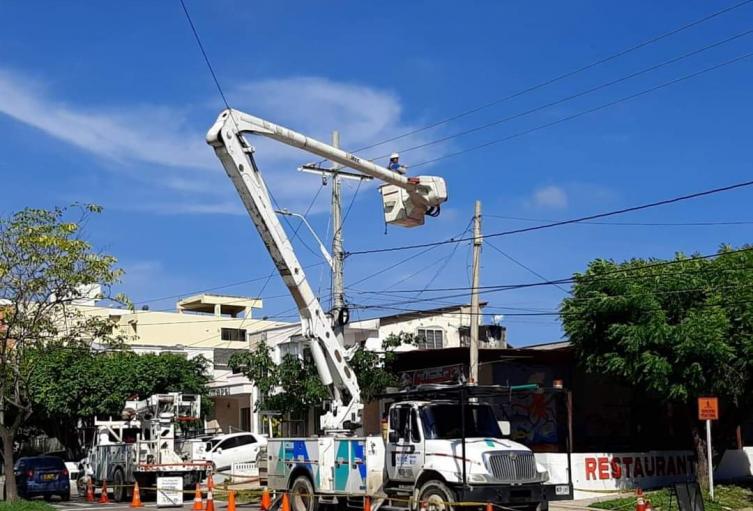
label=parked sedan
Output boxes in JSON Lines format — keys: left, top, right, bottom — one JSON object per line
{"left": 204, "top": 432, "right": 266, "bottom": 472}
{"left": 15, "top": 456, "right": 70, "bottom": 501}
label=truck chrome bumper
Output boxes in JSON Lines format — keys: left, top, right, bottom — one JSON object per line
{"left": 454, "top": 483, "right": 548, "bottom": 511}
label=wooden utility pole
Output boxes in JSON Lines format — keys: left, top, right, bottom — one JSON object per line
{"left": 470, "top": 200, "right": 482, "bottom": 384}
{"left": 331, "top": 130, "right": 345, "bottom": 344}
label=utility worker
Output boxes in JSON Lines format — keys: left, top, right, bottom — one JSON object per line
{"left": 388, "top": 152, "right": 406, "bottom": 174}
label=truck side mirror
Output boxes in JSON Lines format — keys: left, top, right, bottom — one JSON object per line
{"left": 498, "top": 421, "right": 511, "bottom": 437}
{"left": 388, "top": 431, "right": 399, "bottom": 443}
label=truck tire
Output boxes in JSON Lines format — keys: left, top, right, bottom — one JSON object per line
{"left": 290, "top": 474, "right": 317, "bottom": 511}
{"left": 112, "top": 469, "right": 128, "bottom": 502}
{"left": 417, "top": 480, "right": 455, "bottom": 511}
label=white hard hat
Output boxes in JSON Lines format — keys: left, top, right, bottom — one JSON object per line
{"left": 390, "top": 152, "right": 399, "bottom": 160}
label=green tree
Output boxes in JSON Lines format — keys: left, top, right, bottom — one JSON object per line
{"left": 30, "top": 349, "right": 211, "bottom": 457}
{"left": 229, "top": 342, "right": 328, "bottom": 419}
{"left": 349, "top": 332, "right": 418, "bottom": 402}
{"left": 0, "top": 205, "right": 124, "bottom": 499}
{"left": 230, "top": 333, "right": 417, "bottom": 421}
{"left": 561, "top": 245, "right": 753, "bottom": 486}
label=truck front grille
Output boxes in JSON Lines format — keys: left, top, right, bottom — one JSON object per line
{"left": 486, "top": 452, "right": 538, "bottom": 482}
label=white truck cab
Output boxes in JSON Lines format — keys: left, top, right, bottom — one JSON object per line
{"left": 267, "top": 385, "right": 548, "bottom": 511}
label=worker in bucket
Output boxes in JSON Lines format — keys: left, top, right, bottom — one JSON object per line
{"left": 388, "top": 152, "right": 407, "bottom": 174}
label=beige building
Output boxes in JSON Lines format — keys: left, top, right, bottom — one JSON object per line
{"left": 77, "top": 293, "right": 291, "bottom": 433}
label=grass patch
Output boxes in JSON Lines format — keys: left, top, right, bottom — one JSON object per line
{"left": 0, "top": 501, "right": 56, "bottom": 511}
{"left": 590, "top": 485, "right": 753, "bottom": 511}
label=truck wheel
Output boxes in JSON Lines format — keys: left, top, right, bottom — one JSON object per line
{"left": 418, "top": 480, "right": 455, "bottom": 511}
{"left": 112, "top": 469, "right": 128, "bottom": 502}
{"left": 290, "top": 475, "right": 317, "bottom": 511}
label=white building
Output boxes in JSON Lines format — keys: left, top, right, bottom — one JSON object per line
{"left": 76, "top": 293, "right": 291, "bottom": 433}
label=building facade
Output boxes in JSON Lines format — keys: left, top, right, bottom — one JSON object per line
{"left": 78, "top": 293, "right": 290, "bottom": 434}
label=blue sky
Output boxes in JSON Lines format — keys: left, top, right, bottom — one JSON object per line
{"left": 1, "top": 1, "right": 752, "bottom": 345}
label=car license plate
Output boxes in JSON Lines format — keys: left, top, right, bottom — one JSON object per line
{"left": 42, "top": 473, "right": 57, "bottom": 481}
{"left": 555, "top": 485, "right": 570, "bottom": 495}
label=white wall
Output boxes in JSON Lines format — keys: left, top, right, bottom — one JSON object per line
{"left": 536, "top": 451, "right": 696, "bottom": 499}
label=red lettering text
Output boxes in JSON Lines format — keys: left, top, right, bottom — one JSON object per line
{"left": 622, "top": 457, "right": 633, "bottom": 478}
{"left": 585, "top": 458, "right": 597, "bottom": 480}
{"left": 667, "top": 456, "right": 676, "bottom": 475}
{"left": 645, "top": 457, "right": 655, "bottom": 476}
{"left": 677, "top": 456, "right": 687, "bottom": 475}
{"left": 656, "top": 456, "right": 666, "bottom": 476}
{"left": 634, "top": 457, "right": 644, "bottom": 477}
{"left": 598, "top": 457, "right": 610, "bottom": 480}
{"left": 611, "top": 457, "right": 622, "bottom": 479}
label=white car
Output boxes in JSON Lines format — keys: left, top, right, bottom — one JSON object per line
{"left": 204, "top": 432, "right": 267, "bottom": 472}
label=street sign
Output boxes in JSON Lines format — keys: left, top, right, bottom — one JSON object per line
{"left": 698, "top": 397, "right": 719, "bottom": 421}
{"left": 698, "top": 397, "right": 718, "bottom": 500}
{"left": 156, "top": 477, "right": 183, "bottom": 508}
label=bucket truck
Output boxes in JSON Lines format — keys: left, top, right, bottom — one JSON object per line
{"left": 83, "top": 393, "right": 209, "bottom": 501}
{"left": 206, "top": 109, "right": 547, "bottom": 511}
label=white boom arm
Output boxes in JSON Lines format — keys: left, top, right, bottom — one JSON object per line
{"left": 206, "top": 109, "right": 447, "bottom": 430}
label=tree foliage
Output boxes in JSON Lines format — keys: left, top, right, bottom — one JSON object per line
{"left": 30, "top": 349, "right": 211, "bottom": 456}
{"left": 349, "top": 332, "right": 418, "bottom": 402}
{"left": 0, "top": 205, "right": 124, "bottom": 499}
{"left": 562, "top": 245, "right": 753, "bottom": 403}
{"left": 229, "top": 342, "right": 328, "bottom": 417}
{"left": 229, "top": 332, "right": 418, "bottom": 416}
{"left": 561, "top": 245, "right": 753, "bottom": 484}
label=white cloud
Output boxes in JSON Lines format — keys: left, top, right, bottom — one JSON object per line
{"left": 0, "top": 69, "right": 214, "bottom": 171}
{"left": 532, "top": 185, "right": 568, "bottom": 209}
{"left": 0, "top": 70, "right": 449, "bottom": 215}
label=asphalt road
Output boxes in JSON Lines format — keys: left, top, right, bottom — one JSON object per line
{"left": 52, "top": 497, "right": 258, "bottom": 511}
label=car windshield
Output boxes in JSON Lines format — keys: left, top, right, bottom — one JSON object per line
{"left": 420, "top": 403, "right": 502, "bottom": 439}
{"left": 18, "top": 457, "right": 65, "bottom": 470}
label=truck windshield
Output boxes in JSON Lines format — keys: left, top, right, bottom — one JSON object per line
{"left": 420, "top": 403, "right": 502, "bottom": 439}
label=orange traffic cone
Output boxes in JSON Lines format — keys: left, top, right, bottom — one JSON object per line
{"left": 130, "top": 481, "right": 144, "bottom": 508}
{"left": 227, "top": 490, "right": 236, "bottom": 511}
{"left": 207, "top": 474, "right": 215, "bottom": 491}
{"left": 206, "top": 490, "right": 215, "bottom": 511}
{"left": 260, "top": 488, "right": 271, "bottom": 511}
{"left": 635, "top": 489, "right": 646, "bottom": 511}
{"left": 364, "top": 495, "right": 371, "bottom": 511}
{"left": 193, "top": 483, "right": 205, "bottom": 511}
{"left": 486, "top": 503, "right": 494, "bottom": 511}
{"left": 86, "top": 478, "right": 95, "bottom": 502}
{"left": 281, "top": 492, "right": 290, "bottom": 511}
{"left": 98, "top": 480, "right": 111, "bottom": 504}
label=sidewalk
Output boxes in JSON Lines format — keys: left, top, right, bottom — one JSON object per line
{"left": 551, "top": 493, "right": 634, "bottom": 511}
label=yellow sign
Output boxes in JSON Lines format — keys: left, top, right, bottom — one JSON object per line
{"left": 698, "top": 397, "right": 719, "bottom": 421}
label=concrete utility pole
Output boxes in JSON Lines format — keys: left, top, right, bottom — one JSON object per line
{"left": 470, "top": 200, "right": 482, "bottom": 384}
{"left": 330, "top": 130, "right": 345, "bottom": 343}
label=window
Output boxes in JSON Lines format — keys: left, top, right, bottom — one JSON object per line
{"left": 218, "top": 437, "right": 240, "bottom": 450}
{"left": 221, "top": 328, "right": 247, "bottom": 342}
{"left": 235, "top": 434, "right": 256, "bottom": 447}
{"left": 420, "top": 403, "right": 502, "bottom": 439}
{"left": 389, "top": 405, "right": 411, "bottom": 442}
{"left": 410, "top": 409, "right": 421, "bottom": 443}
{"left": 416, "top": 328, "right": 444, "bottom": 349}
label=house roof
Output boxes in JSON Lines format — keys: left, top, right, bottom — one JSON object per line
{"left": 373, "top": 302, "right": 488, "bottom": 325}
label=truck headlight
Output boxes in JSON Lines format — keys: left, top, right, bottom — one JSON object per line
{"left": 469, "top": 473, "right": 495, "bottom": 483}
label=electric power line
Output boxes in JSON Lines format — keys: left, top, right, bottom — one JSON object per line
{"left": 485, "top": 240, "right": 570, "bottom": 294}
{"left": 486, "top": 214, "right": 753, "bottom": 227}
{"left": 411, "top": 50, "right": 753, "bottom": 168}
{"left": 372, "top": 27, "right": 753, "bottom": 161}
{"left": 348, "top": 178, "right": 753, "bottom": 256}
{"left": 350, "top": 246, "right": 753, "bottom": 295}
{"left": 319, "top": 0, "right": 753, "bottom": 159}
